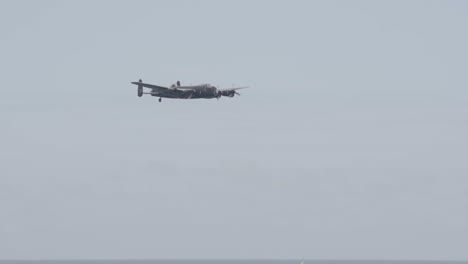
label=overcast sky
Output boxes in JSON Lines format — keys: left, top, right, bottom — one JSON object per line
{"left": 1, "top": 0, "right": 468, "bottom": 261}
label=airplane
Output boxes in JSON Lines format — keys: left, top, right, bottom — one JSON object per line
{"left": 131, "top": 79, "right": 248, "bottom": 102}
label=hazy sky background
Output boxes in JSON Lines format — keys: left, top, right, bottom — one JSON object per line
{"left": 1, "top": 0, "right": 468, "bottom": 260}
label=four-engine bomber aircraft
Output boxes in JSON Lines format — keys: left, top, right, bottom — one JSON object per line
{"left": 131, "top": 79, "right": 248, "bottom": 102}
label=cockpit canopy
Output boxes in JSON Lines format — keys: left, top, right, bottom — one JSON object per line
{"left": 203, "top": 84, "right": 216, "bottom": 88}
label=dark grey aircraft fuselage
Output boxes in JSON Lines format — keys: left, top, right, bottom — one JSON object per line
{"left": 153, "top": 85, "right": 219, "bottom": 99}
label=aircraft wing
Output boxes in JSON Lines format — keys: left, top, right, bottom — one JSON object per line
{"left": 131, "top": 81, "right": 169, "bottom": 91}
{"left": 218, "top": 86, "right": 249, "bottom": 92}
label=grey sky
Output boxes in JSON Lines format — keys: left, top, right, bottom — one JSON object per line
{"left": 1, "top": 0, "right": 468, "bottom": 260}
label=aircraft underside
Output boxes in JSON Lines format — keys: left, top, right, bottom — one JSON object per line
{"left": 151, "top": 93, "right": 217, "bottom": 99}
{"left": 149, "top": 88, "right": 219, "bottom": 99}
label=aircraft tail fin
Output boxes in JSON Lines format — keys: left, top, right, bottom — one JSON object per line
{"left": 137, "top": 79, "right": 143, "bottom": 97}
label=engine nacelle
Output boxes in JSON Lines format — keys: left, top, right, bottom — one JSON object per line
{"left": 218, "top": 90, "right": 236, "bottom": 97}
